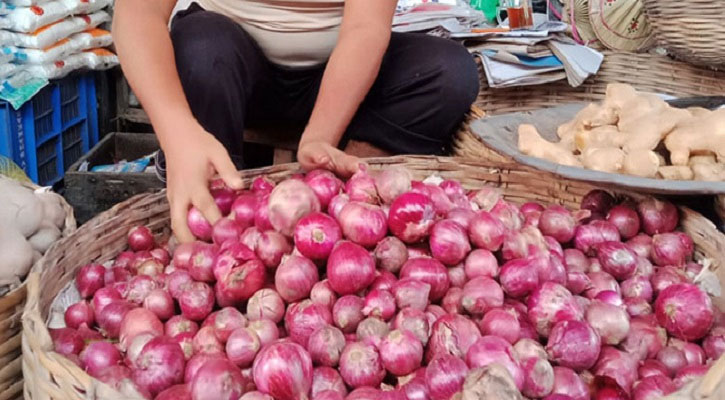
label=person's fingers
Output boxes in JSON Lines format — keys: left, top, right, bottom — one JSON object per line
{"left": 169, "top": 195, "right": 194, "bottom": 243}
{"left": 192, "top": 189, "right": 222, "bottom": 226}
{"left": 330, "top": 151, "right": 362, "bottom": 178}
{"left": 211, "top": 151, "right": 244, "bottom": 190}
{"left": 299, "top": 145, "right": 331, "bottom": 171}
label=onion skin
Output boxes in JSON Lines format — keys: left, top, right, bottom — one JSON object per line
{"left": 143, "top": 289, "right": 175, "bottom": 321}
{"left": 632, "top": 375, "right": 676, "bottom": 400}
{"left": 247, "top": 289, "right": 285, "bottom": 323}
{"left": 520, "top": 356, "right": 555, "bottom": 398}
{"left": 256, "top": 231, "right": 292, "bottom": 268}
{"left": 356, "top": 317, "right": 389, "bottom": 348}
{"left": 308, "top": 326, "right": 345, "bottom": 367}
{"left": 500, "top": 258, "right": 540, "bottom": 298}
{"left": 651, "top": 232, "right": 693, "bottom": 267}
{"left": 639, "top": 359, "right": 670, "bottom": 379}
{"left": 425, "top": 354, "right": 468, "bottom": 400}
{"left": 119, "top": 307, "right": 164, "bottom": 351}
{"left": 586, "top": 300, "right": 630, "bottom": 345}
{"left": 637, "top": 198, "right": 678, "bottom": 236}
{"left": 464, "top": 249, "right": 499, "bottom": 280}
{"left": 539, "top": 205, "right": 577, "bottom": 243}
{"left": 293, "top": 212, "right": 342, "bottom": 262}
{"left": 479, "top": 308, "right": 520, "bottom": 344}
{"left": 327, "top": 241, "right": 376, "bottom": 296}
{"left": 156, "top": 384, "right": 192, "bottom": 400}
{"left": 584, "top": 271, "right": 620, "bottom": 300}
{"left": 65, "top": 301, "right": 95, "bottom": 330}
{"left": 202, "top": 307, "right": 248, "bottom": 344}
{"left": 703, "top": 326, "right": 725, "bottom": 361}
{"left": 461, "top": 277, "right": 504, "bottom": 316}
{"left": 621, "top": 316, "right": 668, "bottom": 361}
{"left": 465, "top": 335, "right": 524, "bottom": 390}
{"left": 128, "top": 226, "right": 155, "bottom": 252}
{"left": 527, "top": 283, "right": 585, "bottom": 338}
{"left": 656, "top": 346, "right": 687, "bottom": 378}
{"left": 550, "top": 366, "right": 588, "bottom": 400}
{"left": 97, "top": 300, "right": 135, "bottom": 339}
{"left": 268, "top": 179, "right": 320, "bottom": 237}
{"left": 275, "top": 255, "right": 319, "bottom": 303}
{"left": 448, "top": 265, "right": 466, "bottom": 289}
{"left": 310, "top": 280, "right": 337, "bottom": 310}
{"left": 669, "top": 338, "right": 706, "bottom": 366}
{"left": 231, "top": 192, "right": 257, "bottom": 231}
{"left": 442, "top": 287, "right": 464, "bottom": 314}
{"left": 333, "top": 295, "right": 365, "bottom": 334}
{"left": 374, "top": 236, "right": 408, "bottom": 274}
{"left": 339, "top": 342, "right": 386, "bottom": 388}
{"left": 191, "top": 358, "right": 248, "bottom": 400}
{"left": 399, "top": 257, "right": 450, "bottom": 301}
{"left": 673, "top": 365, "right": 708, "bottom": 389}
{"left": 621, "top": 275, "right": 653, "bottom": 303}
{"left": 655, "top": 283, "right": 714, "bottom": 341}
{"left": 178, "top": 282, "right": 215, "bottom": 322}
{"left": 593, "top": 346, "right": 639, "bottom": 394}
{"left": 252, "top": 341, "right": 313, "bottom": 400}
{"left": 427, "top": 314, "right": 481, "bottom": 361}
{"left": 546, "top": 320, "right": 601, "bottom": 371}
{"left": 305, "top": 169, "right": 343, "bottom": 210}
{"left": 285, "top": 300, "right": 333, "bottom": 347}
{"left": 362, "top": 289, "right": 396, "bottom": 321}
{"left": 393, "top": 308, "right": 430, "bottom": 346}
{"left": 131, "top": 336, "right": 186, "bottom": 397}
{"left": 80, "top": 341, "right": 122, "bottom": 377}
{"left": 225, "top": 328, "right": 260, "bottom": 368}
{"left": 627, "top": 234, "right": 653, "bottom": 259}
{"left": 339, "top": 202, "right": 388, "bottom": 247}
{"left": 597, "top": 241, "right": 637, "bottom": 280}
{"left": 393, "top": 278, "right": 431, "bottom": 312}
{"left": 651, "top": 266, "right": 687, "bottom": 295}
{"left": 211, "top": 218, "right": 242, "bottom": 246}
{"left": 77, "top": 263, "right": 106, "bottom": 299}
{"left": 563, "top": 249, "right": 590, "bottom": 273}
{"left": 375, "top": 167, "right": 412, "bottom": 204}
{"left": 388, "top": 192, "right": 436, "bottom": 244}
{"left": 468, "top": 211, "right": 505, "bottom": 252}
{"left": 247, "top": 319, "right": 279, "bottom": 348}
{"left": 606, "top": 205, "right": 641, "bottom": 240}
{"left": 430, "top": 220, "right": 471, "bottom": 266}
{"left": 50, "top": 328, "right": 84, "bottom": 356}
{"left": 311, "top": 366, "right": 347, "bottom": 398}
{"left": 574, "top": 221, "right": 621, "bottom": 255}
{"left": 380, "top": 330, "right": 424, "bottom": 376}
{"left": 513, "top": 338, "right": 547, "bottom": 361}
{"left": 581, "top": 190, "right": 615, "bottom": 215}
{"left": 187, "top": 207, "right": 213, "bottom": 241}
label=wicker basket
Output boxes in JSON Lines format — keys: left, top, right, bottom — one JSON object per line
{"left": 21, "top": 156, "right": 725, "bottom": 399}
{"left": 642, "top": 0, "right": 725, "bottom": 69}
{"left": 0, "top": 178, "right": 76, "bottom": 400}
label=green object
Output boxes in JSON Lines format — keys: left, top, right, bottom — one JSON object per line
{"left": 470, "top": 0, "right": 499, "bottom": 22}
{"left": 0, "top": 156, "right": 30, "bottom": 183}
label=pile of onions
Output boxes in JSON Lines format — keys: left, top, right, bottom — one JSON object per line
{"left": 56, "top": 173, "right": 722, "bottom": 400}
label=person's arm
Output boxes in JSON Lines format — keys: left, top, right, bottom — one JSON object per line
{"left": 297, "top": 0, "right": 398, "bottom": 176}
{"left": 113, "top": 0, "right": 243, "bottom": 242}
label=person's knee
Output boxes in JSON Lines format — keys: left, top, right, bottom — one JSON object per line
{"left": 433, "top": 42, "right": 480, "bottom": 115}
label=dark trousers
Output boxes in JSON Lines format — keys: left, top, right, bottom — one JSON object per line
{"left": 169, "top": 3, "right": 479, "bottom": 168}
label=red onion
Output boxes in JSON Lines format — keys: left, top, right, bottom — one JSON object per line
{"left": 669, "top": 339, "right": 706, "bottom": 367}
{"left": 293, "top": 212, "right": 341, "bottom": 262}
{"left": 339, "top": 342, "right": 385, "bottom": 388}
{"left": 187, "top": 242, "right": 216, "bottom": 282}
{"left": 551, "top": 366, "right": 589, "bottom": 400}
{"left": 165, "top": 315, "right": 199, "bottom": 338}
{"left": 77, "top": 263, "right": 106, "bottom": 298}
{"left": 172, "top": 243, "right": 195, "bottom": 270}
{"left": 398, "top": 368, "right": 429, "bottom": 400}
{"left": 187, "top": 207, "right": 213, "bottom": 241}
{"left": 285, "top": 300, "right": 333, "bottom": 346}
{"left": 463, "top": 249, "right": 498, "bottom": 280}
{"left": 311, "top": 366, "right": 347, "bottom": 398}
{"left": 465, "top": 336, "right": 524, "bottom": 390}
{"left": 230, "top": 192, "right": 257, "bottom": 230}
{"left": 142, "top": 289, "right": 174, "bottom": 321}
{"left": 606, "top": 205, "right": 640, "bottom": 240}
{"left": 388, "top": 192, "right": 435, "bottom": 243}
{"left": 585, "top": 300, "right": 630, "bottom": 345}
{"left": 225, "top": 328, "right": 260, "bottom": 368}
{"left": 521, "top": 356, "right": 555, "bottom": 398}
{"left": 468, "top": 211, "right": 505, "bottom": 252}
{"left": 274, "top": 255, "right": 319, "bottom": 303}
{"left": 429, "top": 220, "right": 471, "bottom": 266}
{"left": 151, "top": 248, "right": 170, "bottom": 267}
{"left": 490, "top": 200, "right": 525, "bottom": 231}
{"left": 521, "top": 202, "right": 545, "bottom": 219}
{"left": 346, "top": 387, "right": 383, "bottom": 400}
{"left": 589, "top": 258, "right": 602, "bottom": 272}
{"left": 356, "top": 317, "right": 389, "bottom": 348}
{"left": 655, "top": 283, "right": 714, "bottom": 341}
{"left": 240, "top": 226, "right": 262, "bottom": 252}
{"left": 546, "top": 320, "right": 601, "bottom": 371}
{"left": 328, "top": 194, "right": 350, "bottom": 222}
{"left": 184, "top": 352, "right": 224, "bottom": 383}
{"left": 375, "top": 167, "right": 412, "bottom": 204}
{"left": 369, "top": 270, "right": 397, "bottom": 293}
{"left": 308, "top": 280, "right": 336, "bottom": 310}
{"left": 632, "top": 375, "right": 676, "bottom": 400}
{"left": 105, "top": 266, "right": 132, "bottom": 286}
{"left": 97, "top": 300, "right": 135, "bottom": 338}
{"left": 581, "top": 190, "right": 615, "bottom": 215}
{"left": 593, "top": 346, "right": 639, "bottom": 393}
{"left": 192, "top": 326, "right": 224, "bottom": 355}
{"left": 80, "top": 341, "right": 121, "bottom": 377}
{"left": 338, "top": 202, "right": 387, "bottom": 248}
{"left": 156, "top": 384, "right": 192, "bottom": 400}
{"left": 172, "top": 332, "right": 195, "bottom": 360}
{"left": 211, "top": 218, "right": 242, "bottom": 246}
{"left": 537, "top": 254, "right": 568, "bottom": 285}
{"left": 703, "top": 326, "right": 725, "bottom": 361}
{"left": 50, "top": 328, "right": 84, "bottom": 356}
{"left": 399, "top": 257, "right": 450, "bottom": 301}
{"left": 511, "top": 339, "right": 545, "bottom": 362}
{"left": 621, "top": 316, "right": 668, "bottom": 360}
{"left": 652, "top": 266, "right": 687, "bottom": 295}
{"left": 176, "top": 281, "right": 214, "bottom": 322}
{"left": 596, "top": 241, "right": 638, "bottom": 280}
{"left": 65, "top": 301, "right": 94, "bottom": 329}
{"left": 442, "top": 287, "right": 464, "bottom": 314}
{"left": 621, "top": 275, "right": 653, "bottom": 303}
{"left": 333, "top": 295, "right": 365, "bottom": 334}
{"left": 656, "top": 346, "right": 687, "bottom": 377}
{"left": 673, "top": 364, "right": 708, "bottom": 389}
{"left": 380, "top": 329, "right": 424, "bottom": 376}
{"left": 119, "top": 307, "right": 163, "bottom": 351}
{"left": 651, "top": 232, "right": 693, "bottom": 267}
{"left": 305, "top": 169, "right": 343, "bottom": 209}
{"left": 126, "top": 275, "right": 158, "bottom": 304}
{"left": 468, "top": 186, "right": 501, "bottom": 211}
{"left": 584, "top": 271, "right": 620, "bottom": 300}
{"left": 393, "top": 308, "right": 430, "bottom": 346}
{"left": 252, "top": 176, "right": 275, "bottom": 195}
{"left": 545, "top": 237, "right": 565, "bottom": 259}
{"left": 426, "top": 314, "right": 481, "bottom": 362}
{"left": 361, "top": 289, "right": 395, "bottom": 321}
{"left": 500, "top": 258, "right": 540, "bottom": 298}
{"left": 131, "top": 336, "right": 186, "bottom": 397}
{"left": 566, "top": 271, "right": 591, "bottom": 295}
{"left": 217, "top": 259, "right": 265, "bottom": 304}
{"left": 637, "top": 198, "right": 678, "bottom": 236}
{"left": 373, "top": 237, "right": 408, "bottom": 275}
{"left": 268, "top": 179, "right": 320, "bottom": 236}
{"left": 527, "top": 283, "right": 584, "bottom": 337}
{"left": 247, "top": 319, "right": 279, "bottom": 347}
{"left": 447, "top": 208, "right": 476, "bottom": 231}
{"left": 574, "top": 221, "right": 621, "bottom": 255}
{"left": 166, "top": 269, "right": 193, "bottom": 299}
{"left": 501, "top": 225, "right": 548, "bottom": 261}
{"left": 247, "top": 289, "right": 285, "bottom": 323}
{"left": 462, "top": 276, "right": 504, "bottom": 315}
{"left": 191, "top": 358, "right": 248, "bottom": 400}
{"left": 595, "top": 290, "right": 623, "bottom": 307}
{"left": 392, "top": 278, "right": 431, "bottom": 311}
{"left": 202, "top": 307, "right": 247, "bottom": 343}
{"left": 639, "top": 359, "right": 670, "bottom": 379}
{"left": 627, "top": 234, "right": 653, "bottom": 259}
{"left": 256, "top": 230, "right": 292, "bottom": 268}
{"left": 128, "top": 226, "right": 155, "bottom": 251}
{"left": 414, "top": 183, "right": 455, "bottom": 217}
{"left": 327, "top": 241, "right": 376, "bottom": 295}
{"left": 308, "top": 326, "right": 345, "bottom": 367}
{"left": 539, "top": 205, "right": 577, "bottom": 243}
{"left": 479, "top": 308, "right": 520, "bottom": 344}
{"left": 425, "top": 354, "right": 468, "bottom": 400}
{"left": 345, "top": 166, "right": 379, "bottom": 204}
{"left": 407, "top": 245, "right": 431, "bottom": 259}
{"left": 114, "top": 251, "right": 137, "bottom": 269}
{"left": 564, "top": 249, "right": 590, "bottom": 273}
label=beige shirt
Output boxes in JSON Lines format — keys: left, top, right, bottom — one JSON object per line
{"left": 197, "top": 0, "right": 345, "bottom": 67}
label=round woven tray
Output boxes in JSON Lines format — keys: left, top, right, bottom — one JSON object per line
{"left": 0, "top": 178, "right": 76, "bottom": 400}
{"left": 642, "top": 0, "right": 725, "bottom": 69}
{"left": 21, "top": 156, "right": 725, "bottom": 399}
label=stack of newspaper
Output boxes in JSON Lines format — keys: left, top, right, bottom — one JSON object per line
{"left": 393, "top": 1, "right": 488, "bottom": 33}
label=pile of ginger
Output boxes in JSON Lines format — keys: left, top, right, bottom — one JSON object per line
{"left": 517, "top": 83, "right": 725, "bottom": 181}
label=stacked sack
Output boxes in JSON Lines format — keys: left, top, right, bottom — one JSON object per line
{"left": 0, "top": 0, "right": 117, "bottom": 94}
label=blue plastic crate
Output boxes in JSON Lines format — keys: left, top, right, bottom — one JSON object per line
{"left": 0, "top": 73, "right": 98, "bottom": 186}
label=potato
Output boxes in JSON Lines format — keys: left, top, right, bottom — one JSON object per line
{"left": 0, "top": 178, "right": 43, "bottom": 237}
{"left": 35, "top": 191, "right": 66, "bottom": 229}
{"left": 28, "top": 223, "right": 61, "bottom": 254}
{"left": 0, "top": 228, "right": 34, "bottom": 286}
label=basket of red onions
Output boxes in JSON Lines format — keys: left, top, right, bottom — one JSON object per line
{"left": 21, "top": 155, "right": 725, "bottom": 400}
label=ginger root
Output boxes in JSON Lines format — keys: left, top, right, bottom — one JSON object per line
{"left": 582, "top": 147, "right": 625, "bottom": 173}
{"left": 665, "top": 108, "right": 725, "bottom": 166}
{"left": 518, "top": 124, "right": 582, "bottom": 167}
{"left": 692, "top": 163, "right": 725, "bottom": 181}
{"left": 575, "top": 125, "right": 627, "bottom": 152}
{"left": 623, "top": 150, "right": 660, "bottom": 178}
{"left": 658, "top": 166, "right": 694, "bottom": 180}
{"left": 557, "top": 103, "right": 618, "bottom": 151}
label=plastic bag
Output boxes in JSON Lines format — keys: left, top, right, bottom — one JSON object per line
{"left": 0, "top": 11, "right": 110, "bottom": 48}
{"left": 0, "top": 2, "right": 18, "bottom": 16}
{"left": 0, "top": 63, "right": 21, "bottom": 79}
{"left": 0, "top": 0, "right": 111, "bottom": 33}
{"left": 0, "top": 70, "right": 49, "bottom": 109}
{"left": 6, "top": 28, "right": 112, "bottom": 64}
{"left": 25, "top": 48, "right": 118, "bottom": 80}
{"left": 0, "top": 156, "right": 31, "bottom": 183}
{"left": 5, "top": 0, "right": 54, "bottom": 6}
{"left": 79, "top": 48, "right": 118, "bottom": 70}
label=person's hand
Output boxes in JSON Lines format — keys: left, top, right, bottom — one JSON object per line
{"left": 164, "top": 126, "right": 243, "bottom": 243}
{"left": 297, "top": 140, "right": 363, "bottom": 178}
